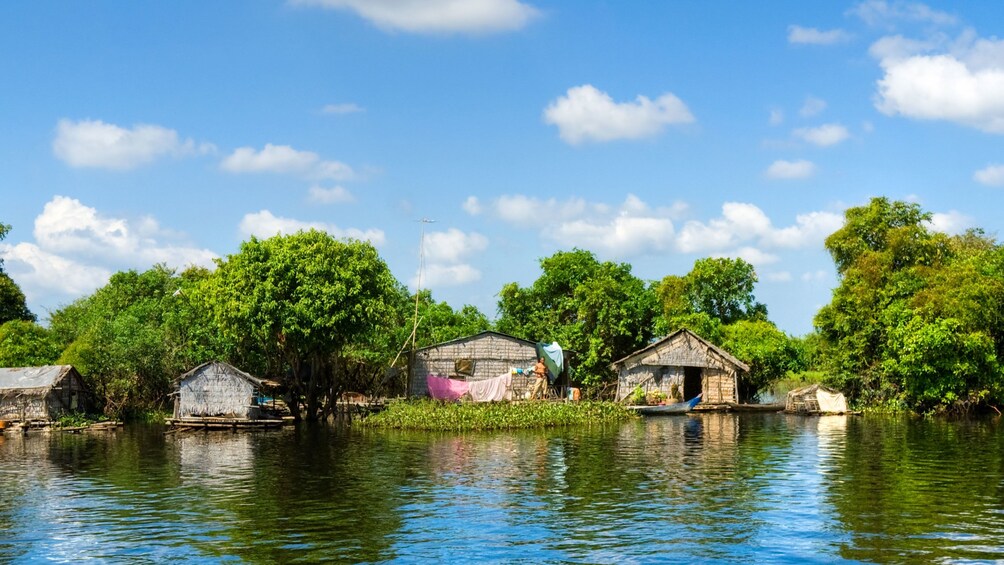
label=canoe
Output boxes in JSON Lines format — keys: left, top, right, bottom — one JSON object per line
{"left": 727, "top": 402, "right": 784, "bottom": 413}
{"left": 629, "top": 394, "right": 702, "bottom": 415}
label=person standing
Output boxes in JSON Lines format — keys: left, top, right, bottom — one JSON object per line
{"left": 531, "top": 357, "right": 548, "bottom": 400}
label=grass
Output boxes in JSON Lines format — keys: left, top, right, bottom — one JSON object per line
{"left": 359, "top": 398, "right": 637, "bottom": 431}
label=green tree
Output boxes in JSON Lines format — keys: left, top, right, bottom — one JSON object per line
{"left": 0, "top": 320, "right": 60, "bottom": 366}
{"left": 721, "top": 319, "right": 802, "bottom": 402}
{"left": 496, "top": 249, "right": 657, "bottom": 389}
{"left": 684, "top": 257, "right": 767, "bottom": 324}
{"left": 206, "top": 231, "right": 400, "bottom": 421}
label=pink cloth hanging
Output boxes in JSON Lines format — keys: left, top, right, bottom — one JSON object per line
{"left": 426, "top": 375, "right": 470, "bottom": 401}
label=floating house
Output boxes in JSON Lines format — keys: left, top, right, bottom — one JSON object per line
{"left": 785, "top": 384, "right": 849, "bottom": 414}
{"left": 409, "top": 331, "right": 560, "bottom": 399}
{"left": 172, "top": 361, "right": 278, "bottom": 422}
{"left": 0, "top": 365, "right": 90, "bottom": 422}
{"left": 611, "top": 329, "right": 748, "bottom": 406}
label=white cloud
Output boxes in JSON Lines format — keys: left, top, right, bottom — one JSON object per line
{"left": 221, "top": 143, "right": 354, "bottom": 180}
{"left": 291, "top": 0, "right": 539, "bottom": 34}
{"left": 307, "top": 185, "right": 355, "bottom": 204}
{"left": 801, "top": 270, "right": 829, "bottom": 282}
{"left": 419, "top": 263, "right": 482, "bottom": 287}
{"left": 53, "top": 119, "right": 210, "bottom": 170}
{"left": 322, "top": 102, "right": 364, "bottom": 114}
{"left": 677, "top": 203, "right": 842, "bottom": 254}
{"left": 793, "top": 123, "right": 851, "bottom": 146}
{"left": 462, "top": 196, "right": 483, "bottom": 215}
{"left": 762, "top": 211, "right": 845, "bottom": 248}
{"left": 423, "top": 229, "right": 488, "bottom": 264}
{"left": 0, "top": 242, "right": 111, "bottom": 300}
{"left": 974, "top": 164, "right": 1004, "bottom": 186}
{"left": 800, "top": 96, "right": 827, "bottom": 117}
{"left": 788, "top": 25, "right": 851, "bottom": 45}
{"left": 715, "top": 247, "right": 780, "bottom": 266}
{"left": 543, "top": 84, "right": 695, "bottom": 145}
{"left": 872, "top": 32, "right": 1004, "bottom": 133}
{"left": 764, "top": 271, "right": 794, "bottom": 282}
{"left": 769, "top": 108, "right": 785, "bottom": 126}
{"left": 926, "top": 210, "right": 974, "bottom": 235}
{"left": 849, "top": 0, "right": 957, "bottom": 27}
{"left": 238, "top": 210, "right": 385, "bottom": 245}
{"left": 766, "top": 159, "right": 816, "bottom": 179}
{"left": 1, "top": 196, "right": 219, "bottom": 310}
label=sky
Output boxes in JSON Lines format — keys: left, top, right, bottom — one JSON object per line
{"left": 2, "top": 0, "right": 1003, "bottom": 336}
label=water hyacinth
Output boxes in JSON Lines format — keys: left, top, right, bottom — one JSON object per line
{"left": 359, "top": 399, "right": 636, "bottom": 431}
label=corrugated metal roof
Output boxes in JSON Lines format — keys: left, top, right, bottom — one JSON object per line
{"left": 0, "top": 365, "right": 73, "bottom": 390}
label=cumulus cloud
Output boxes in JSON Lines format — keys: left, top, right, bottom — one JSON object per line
{"left": 307, "top": 185, "right": 355, "bottom": 204}
{"left": 769, "top": 108, "right": 785, "bottom": 126}
{"left": 871, "top": 30, "right": 1004, "bottom": 133}
{"left": 800, "top": 96, "right": 827, "bottom": 117}
{"left": 764, "top": 271, "right": 794, "bottom": 282}
{"left": 419, "top": 263, "right": 483, "bottom": 287}
{"left": 410, "top": 228, "right": 488, "bottom": 289}
{"left": 543, "top": 84, "right": 695, "bottom": 144}
{"left": 290, "top": 0, "right": 539, "bottom": 34}
{"left": 221, "top": 144, "right": 354, "bottom": 180}
{"left": 53, "top": 119, "right": 211, "bottom": 170}
{"left": 848, "top": 0, "right": 957, "bottom": 27}
{"left": 322, "top": 102, "right": 364, "bottom": 114}
{"left": 788, "top": 25, "right": 851, "bottom": 45}
{"left": 766, "top": 159, "right": 816, "bottom": 179}
{"left": 793, "top": 123, "right": 851, "bottom": 146}
{"left": 677, "top": 203, "right": 843, "bottom": 254}
{"left": 926, "top": 210, "right": 974, "bottom": 235}
{"left": 0, "top": 196, "right": 218, "bottom": 310}
{"left": 716, "top": 247, "right": 780, "bottom": 266}
{"left": 462, "top": 196, "right": 483, "bottom": 215}
{"left": 239, "top": 210, "right": 385, "bottom": 244}
{"left": 974, "top": 164, "right": 1004, "bottom": 186}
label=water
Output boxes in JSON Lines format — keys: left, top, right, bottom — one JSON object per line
{"left": 1, "top": 414, "right": 1003, "bottom": 563}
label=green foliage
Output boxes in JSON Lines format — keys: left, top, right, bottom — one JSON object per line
{"left": 0, "top": 274, "right": 34, "bottom": 324}
{"left": 627, "top": 385, "right": 645, "bottom": 406}
{"left": 360, "top": 398, "right": 636, "bottom": 431}
{"left": 0, "top": 320, "right": 60, "bottom": 366}
{"left": 683, "top": 257, "right": 767, "bottom": 324}
{"left": 50, "top": 265, "right": 215, "bottom": 417}
{"left": 496, "top": 249, "right": 657, "bottom": 388}
{"left": 815, "top": 197, "right": 1004, "bottom": 412}
{"left": 721, "top": 319, "right": 802, "bottom": 402}
{"left": 207, "top": 231, "right": 401, "bottom": 420}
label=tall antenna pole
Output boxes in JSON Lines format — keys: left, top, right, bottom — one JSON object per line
{"left": 411, "top": 218, "right": 435, "bottom": 352}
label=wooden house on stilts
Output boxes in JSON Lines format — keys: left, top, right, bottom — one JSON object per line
{"left": 170, "top": 361, "right": 282, "bottom": 428}
{"left": 0, "top": 365, "right": 90, "bottom": 423}
{"left": 611, "top": 329, "right": 748, "bottom": 407}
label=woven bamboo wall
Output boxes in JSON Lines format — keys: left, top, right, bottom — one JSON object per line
{"left": 178, "top": 365, "right": 255, "bottom": 418}
{"left": 615, "top": 366, "right": 685, "bottom": 401}
{"left": 410, "top": 333, "right": 538, "bottom": 397}
{"left": 615, "top": 332, "right": 740, "bottom": 403}
{"left": 0, "top": 393, "right": 47, "bottom": 420}
{"left": 0, "top": 370, "right": 87, "bottom": 421}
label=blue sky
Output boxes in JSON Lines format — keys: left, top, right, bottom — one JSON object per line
{"left": 2, "top": 0, "right": 1003, "bottom": 336}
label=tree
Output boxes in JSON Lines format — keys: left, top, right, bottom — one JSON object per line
{"left": 496, "top": 249, "right": 657, "bottom": 389}
{"left": 0, "top": 320, "right": 60, "bottom": 367}
{"left": 683, "top": 257, "right": 766, "bottom": 324}
{"left": 206, "top": 231, "right": 400, "bottom": 421}
{"left": 721, "top": 320, "right": 802, "bottom": 402}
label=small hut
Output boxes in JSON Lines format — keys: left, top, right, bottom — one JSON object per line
{"left": 0, "top": 365, "right": 89, "bottom": 422}
{"left": 173, "top": 362, "right": 277, "bottom": 421}
{"left": 410, "top": 331, "right": 555, "bottom": 398}
{"left": 611, "top": 329, "right": 748, "bottom": 406}
{"left": 785, "top": 384, "right": 848, "bottom": 414}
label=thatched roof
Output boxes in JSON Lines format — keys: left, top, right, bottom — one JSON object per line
{"left": 610, "top": 328, "right": 750, "bottom": 372}
{"left": 176, "top": 361, "right": 279, "bottom": 388}
{"left": 0, "top": 365, "right": 79, "bottom": 397}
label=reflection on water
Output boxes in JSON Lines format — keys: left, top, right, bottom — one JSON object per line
{"left": 1, "top": 414, "right": 1003, "bottom": 563}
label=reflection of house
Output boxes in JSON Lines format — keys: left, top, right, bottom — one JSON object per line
{"left": 173, "top": 362, "right": 276, "bottom": 420}
{"left": 611, "top": 329, "right": 748, "bottom": 405}
{"left": 0, "top": 365, "right": 89, "bottom": 422}
{"left": 409, "top": 331, "right": 542, "bottom": 397}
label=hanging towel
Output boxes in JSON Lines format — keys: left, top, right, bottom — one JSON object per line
{"left": 468, "top": 373, "right": 512, "bottom": 402}
{"left": 427, "top": 375, "right": 469, "bottom": 401}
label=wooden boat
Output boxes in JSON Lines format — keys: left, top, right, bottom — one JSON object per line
{"left": 629, "top": 394, "right": 702, "bottom": 415}
{"left": 727, "top": 402, "right": 784, "bottom": 413}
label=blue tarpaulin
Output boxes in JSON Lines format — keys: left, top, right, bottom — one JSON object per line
{"left": 535, "top": 342, "right": 564, "bottom": 384}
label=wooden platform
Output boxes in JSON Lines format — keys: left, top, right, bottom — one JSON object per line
{"left": 166, "top": 417, "right": 287, "bottom": 430}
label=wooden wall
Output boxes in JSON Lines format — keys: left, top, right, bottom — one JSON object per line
{"left": 410, "top": 333, "right": 538, "bottom": 397}
{"left": 177, "top": 365, "right": 256, "bottom": 419}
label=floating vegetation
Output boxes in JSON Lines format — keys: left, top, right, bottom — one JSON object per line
{"left": 359, "top": 399, "right": 636, "bottom": 431}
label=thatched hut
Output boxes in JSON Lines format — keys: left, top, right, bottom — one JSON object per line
{"left": 409, "top": 331, "right": 550, "bottom": 398}
{"left": 785, "top": 384, "right": 848, "bottom": 414}
{"left": 0, "top": 365, "right": 89, "bottom": 422}
{"left": 173, "top": 362, "right": 276, "bottom": 420}
{"left": 611, "top": 329, "right": 748, "bottom": 406}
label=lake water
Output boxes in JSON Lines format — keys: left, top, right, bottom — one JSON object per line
{"left": 1, "top": 413, "right": 1002, "bottom": 563}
